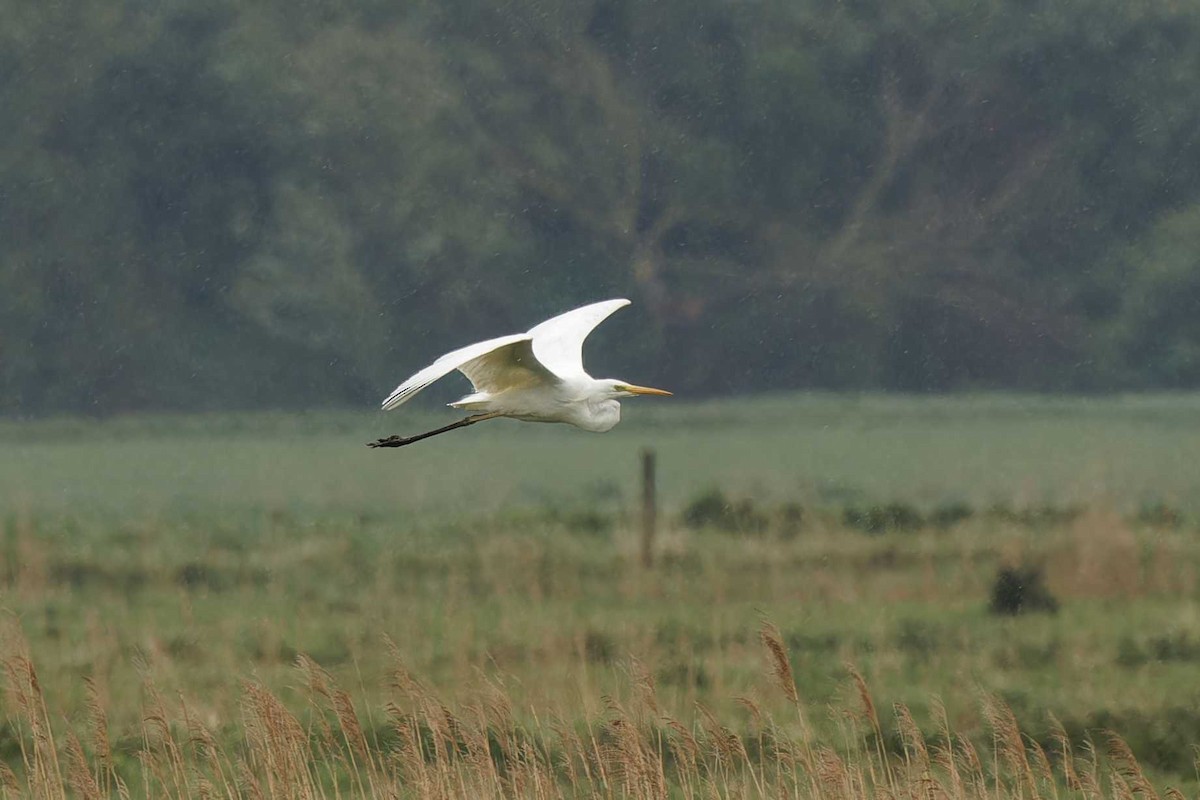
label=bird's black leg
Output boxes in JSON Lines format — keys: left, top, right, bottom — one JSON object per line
{"left": 367, "top": 412, "right": 501, "bottom": 448}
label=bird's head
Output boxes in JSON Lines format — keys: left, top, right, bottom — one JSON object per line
{"left": 603, "top": 380, "right": 673, "bottom": 400}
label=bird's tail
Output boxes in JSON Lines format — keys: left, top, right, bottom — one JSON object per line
{"left": 449, "top": 392, "right": 492, "bottom": 411}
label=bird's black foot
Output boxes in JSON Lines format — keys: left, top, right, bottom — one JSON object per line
{"left": 367, "top": 435, "right": 411, "bottom": 448}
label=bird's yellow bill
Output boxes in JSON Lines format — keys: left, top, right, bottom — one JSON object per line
{"left": 623, "top": 384, "right": 673, "bottom": 397}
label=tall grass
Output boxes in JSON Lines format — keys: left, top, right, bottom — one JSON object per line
{"left": 3, "top": 499, "right": 1200, "bottom": 790}
{"left": 1, "top": 617, "right": 1182, "bottom": 799}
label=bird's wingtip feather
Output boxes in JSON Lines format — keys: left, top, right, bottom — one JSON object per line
{"left": 380, "top": 388, "right": 409, "bottom": 411}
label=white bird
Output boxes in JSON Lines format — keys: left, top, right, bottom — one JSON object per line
{"left": 368, "top": 298, "right": 671, "bottom": 448}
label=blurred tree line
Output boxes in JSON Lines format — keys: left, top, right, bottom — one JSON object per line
{"left": 3, "top": 0, "right": 1200, "bottom": 414}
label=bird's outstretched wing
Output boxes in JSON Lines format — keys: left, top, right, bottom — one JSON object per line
{"left": 458, "top": 338, "right": 558, "bottom": 394}
{"left": 381, "top": 333, "right": 531, "bottom": 410}
{"left": 525, "top": 298, "right": 630, "bottom": 379}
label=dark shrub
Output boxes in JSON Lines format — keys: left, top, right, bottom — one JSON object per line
{"left": 843, "top": 502, "right": 923, "bottom": 534}
{"left": 776, "top": 502, "right": 805, "bottom": 539}
{"left": 681, "top": 488, "right": 768, "bottom": 534}
{"left": 989, "top": 564, "right": 1059, "bottom": 615}
{"left": 1135, "top": 502, "right": 1183, "bottom": 528}
{"left": 583, "top": 630, "right": 616, "bottom": 663}
{"left": 682, "top": 488, "right": 729, "bottom": 529}
{"left": 929, "top": 501, "right": 973, "bottom": 530}
{"left": 558, "top": 509, "right": 613, "bottom": 535}
{"left": 986, "top": 504, "right": 1081, "bottom": 528}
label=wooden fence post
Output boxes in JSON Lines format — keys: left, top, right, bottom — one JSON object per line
{"left": 641, "top": 448, "right": 656, "bottom": 568}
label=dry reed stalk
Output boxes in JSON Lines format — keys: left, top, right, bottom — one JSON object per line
{"left": 5, "top": 651, "right": 66, "bottom": 800}
{"left": 815, "top": 745, "right": 853, "bottom": 798}
{"left": 628, "top": 655, "right": 660, "bottom": 718}
{"left": 0, "top": 762, "right": 19, "bottom": 796}
{"left": 475, "top": 672, "right": 518, "bottom": 791}
{"left": 664, "top": 715, "right": 700, "bottom": 796}
{"left": 735, "top": 696, "right": 763, "bottom": 732}
{"left": 1048, "top": 713, "right": 1081, "bottom": 791}
{"left": 759, "top": 622, "right": 799, "bottom": 706}
{"left": 82, "top": 676, "right": 113, "bottom": 796}
{"left": 1111, "top": 771, "right": 1137, "bottom": 800}
{"left": 332, "top": 687, "right": 372, "bottom": 768}
{"left": 896, "top": 702, "right": 948, "bottom": 800}
{"left": 604, "top": 696, "right": 665, "bottom": 800}
{"left": 955, "top": 735, "right": 987, "bottom": 800}
{"left": 138, "top": 679, "right": 191, "bottom": 799}
{"left": 419, "top": 695, "right": 452, "bottom": 772}
{"left": 180, "top": 693, "right": 237, "bottom": 799}
{"left": 584, "top": 720, "right": 611, "bottom": 796}
{"left": 517, "top": 737, "right": 559, "bottom": 800}
{"left": 1077, "top": 738, "right": 1104, "bottom": 800}
{"left": 295, "top": 658, "right": 341, "bottom": 781}
{"left": 436, "top": 700, "right": 475, "bottom": 796}
{"left": 698, "top": 699, "right": 767, "bottom": 797}
{"left": 760, "top": 617, "right": 818, "bottom": 792}
{"left": 983, "top": 694, "right": 1037, "bottom": 800}
{"left": 554, "top": 714, "right": 594, "bottom": 792}
{"left": 695, "top": 702, "right": 738, "bottom": 772}
{"left": 930, "top": 698, "right": 963, "bottom": 800}
{"left": 134, "top": 746, "right": 170, "bottom": 799}
{"left": 895, "top": 703, "right": 931, "bottom": 774}
{"left": 386, "top": 702, "right": 431, "bottom": 794}
{"left": 387, "top": 650, "right": 452, "bottom": 783}
{"left": 528, "top": 706, "right": 567, "bottom": 800}
{"left": 1106, "top": 732, "right": 1159, "bottom": 800}
{"left": 461, "top": 703, "right": 504, "bottom": 796}
{"left": 724, "top": 715, "right": 760, "bottom": 796}
{"left": 63, "top": 730, "right": 101, "bottom": 800}
{"left": 191, "top": 773, "right": 218, "bottom": 800}
{"left": 1028, "top": 735, "right": 1057, "bottom": 800}
{"left": 481, "top": 673, "right": 515, "bottom": 731}
{"left": 507, "top": 739, "right": 534, "bottom": 800}
{"left": 846, "top": 664, "right": 881, "bottom": 739}
{"left": 237, "top": 758, "right": 266, "bottom": 800}
{"left": 604, "top": 714, "right": 643, "bottom": 796}
{"left": 736, "top": 694, "right": 772, "bottom": 794}
{"left": 295, "top": 653, "right": 330, "bottom": 697}
{"left": 384, "top": 635, "right": 427, "bottom": 713}
{"left": 764, "top": 716, "right": 802, "bottom": 793}
{"left": 241, "top": 680, "right": 319, "bottom": 799}
{"left": 0, "top": 777, "right": 22, "bottom": 800}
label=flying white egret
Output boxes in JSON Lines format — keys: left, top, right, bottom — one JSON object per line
{"left": 368, "top": 298, "right": 671, "bottom": 448}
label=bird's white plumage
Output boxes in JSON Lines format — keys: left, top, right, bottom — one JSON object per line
{"left": 382, "top": 299, "right": 630, "bottom": 410}
{"left": 378, "top": 298, "right": 668, "bottom": 436}
{"left": 380, "top": 333, "right": 530, "bottom": 410}
{"left": 457, "top": 337, "right": 557, "bottom": 394}
{"left": 525, "top": 298, "right": 631, "bottom": 379}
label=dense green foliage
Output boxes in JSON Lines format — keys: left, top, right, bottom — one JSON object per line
{"left": 4, "top": 1, "right": 1200, "bottom": 413}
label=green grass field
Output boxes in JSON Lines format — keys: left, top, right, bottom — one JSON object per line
{"left": 5, "top": 393, "right": 1200, "bottom": 517}
{"left": 2, "top": 393, "right": 1200, "bottom": 797}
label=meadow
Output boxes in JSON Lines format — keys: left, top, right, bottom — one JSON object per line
{"left": 2, "top": 393, "right": 1200, "bottom": 797}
